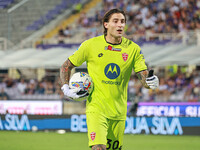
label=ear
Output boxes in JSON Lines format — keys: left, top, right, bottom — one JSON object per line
{"left": 104, "top": 22, "right": 108, "bottom": 29}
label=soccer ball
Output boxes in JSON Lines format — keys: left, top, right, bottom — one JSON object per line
{"left": 69, "top": 72, "right": 93, "bottom": 101}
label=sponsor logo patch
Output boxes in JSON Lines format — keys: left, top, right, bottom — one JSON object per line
{"left": 105, "top": 45, "right": 121, "bottom": 52}
{"left": 90, "top": 132, "right": 96, "bottom": 141}
{"left": 104, "top": 63, "right": 120, "bottom": 79}
{"left": 98, "top": 53, "right": 103, "bottom": 57}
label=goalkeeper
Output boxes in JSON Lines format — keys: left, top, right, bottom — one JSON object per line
{"left": 60, "top": 9, "right": 159, "bottom": 150}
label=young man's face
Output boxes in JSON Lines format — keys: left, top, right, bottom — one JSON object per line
{"left": 104, "top": 13, "right": 126, "bottom": 39}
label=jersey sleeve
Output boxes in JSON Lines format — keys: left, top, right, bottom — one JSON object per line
{"left": 133, "top": 45, "right": 147, "bottom": 73}
{"left": 69, "top": 40, "right": 89, "bottom": 67}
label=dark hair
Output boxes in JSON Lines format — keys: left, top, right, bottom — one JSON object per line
{"left": 102, "top": 9, "right": 126, "bottom": 36}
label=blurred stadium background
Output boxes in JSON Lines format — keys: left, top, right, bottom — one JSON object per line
{"left": 0, "top": 0, "right": 200, "bottom": 149}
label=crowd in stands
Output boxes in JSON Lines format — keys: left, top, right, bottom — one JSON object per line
{"left": 0, "top": 76, "right": 64, "bottom": 100}
{"left": 0, "top": 67, "right": 200, "bottom": 102}
{"left": 128, "top": 67, "right": 200, "bottom": 102}
{"left": 58, "top": 0, "right": 200, "bottom": 41}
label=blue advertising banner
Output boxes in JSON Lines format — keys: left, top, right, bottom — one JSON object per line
{"left": 132, "top": 102, "right": 200, "bottom": 117}
{"left": 0, "top": 114, "right": 200, "bottom": 135}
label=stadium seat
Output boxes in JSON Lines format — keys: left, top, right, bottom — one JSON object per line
{"left": 0, "top": 0, "right": 14, "bottom": 9}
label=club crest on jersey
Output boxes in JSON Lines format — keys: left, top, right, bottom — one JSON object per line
{"left": 122, "top": 53, "right": 128, "bottom": 62}
{"left": 105, "top": 45, "right": 121, "bottom": 52}
{"left": 90, "top": 132, "right": 96, "bottom": 141}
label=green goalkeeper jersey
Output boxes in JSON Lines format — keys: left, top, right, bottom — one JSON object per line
{"left": 69, "top": 35, "right": 147, "bottom": 120}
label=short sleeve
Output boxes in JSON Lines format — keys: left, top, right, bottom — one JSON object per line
{"left": 133, "top": 45, "right": 147, "bottom": 73}
{"left": 69, "top": 40, "right": 88, "bottom": 67}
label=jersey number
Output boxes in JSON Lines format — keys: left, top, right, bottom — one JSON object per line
{"left": 107, "top": 139, "right": 122, "bottom": 149}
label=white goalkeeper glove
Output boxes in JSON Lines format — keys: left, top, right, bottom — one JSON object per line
{"left": 61, "top": 84, "right": 88, "bottom": 100}
{"left": 146, "top": 75, "right": 159, "bottom": 90}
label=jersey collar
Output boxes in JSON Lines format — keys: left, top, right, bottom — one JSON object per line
{"left": 104, "top": 35, "right": 122, "bottom": 45}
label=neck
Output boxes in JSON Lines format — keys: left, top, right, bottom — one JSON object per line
{"left": 105, "top": 34, "right": 122, "bottom": 44}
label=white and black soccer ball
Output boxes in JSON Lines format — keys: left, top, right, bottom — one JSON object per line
{"left": 69, "top": 72, "right": 93, "bottom": 101}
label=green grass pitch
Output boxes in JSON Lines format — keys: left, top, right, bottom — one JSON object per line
{"left": 0, "top": 131, "right": 199, "bottom": 150}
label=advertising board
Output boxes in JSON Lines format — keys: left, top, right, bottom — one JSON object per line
{"left": 135, "top": 102, "right": 200, "bottom": 117}
{"left": 0, "top": 114, "right": 200, "bottom": 135}
{"left": 0, "top": 101, "right": 63, "bottom": 115}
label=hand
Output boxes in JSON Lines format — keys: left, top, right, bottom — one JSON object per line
{"left": 61, "top": 84, "right": 88, "bottom": 100}
{"left": 146, "top": 75, "right": 159, "bottom": 90}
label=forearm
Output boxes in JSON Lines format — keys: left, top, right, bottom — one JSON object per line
{"left": 136, "top": 70, "right": 150, "bottom": 89}
{"left": 60, "top": 59, "right": 75, "bottom": 85}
